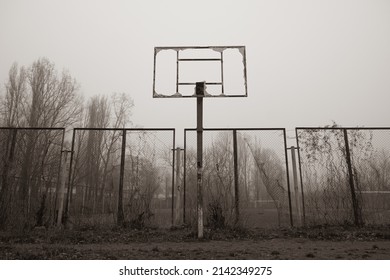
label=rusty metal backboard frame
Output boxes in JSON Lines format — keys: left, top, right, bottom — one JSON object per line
{"left": 153, "top": 46, "right": 248, "bottom": 98}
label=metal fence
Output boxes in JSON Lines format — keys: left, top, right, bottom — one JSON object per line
{"left": 0, "top": 127, "right": 65, "bottom": 230}
{"left": 184, "top": 128, "right": 293, "bottom": 229}
{"left": 65, "top": 128, "right": 175, "bottom": 228}
{"left": 296, "top": 127, "right": 390, "bottom": 226}
{"left": 3, "top": 126, "right": 389, "bottom": 231}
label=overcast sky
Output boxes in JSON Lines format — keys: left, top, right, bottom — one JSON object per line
{"left": 1, "top": 0, "right": 389, "bottom": 146}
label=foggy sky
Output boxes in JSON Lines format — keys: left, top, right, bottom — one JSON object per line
{"left": 1, "top": 0, "right": 390, "bottom": 146}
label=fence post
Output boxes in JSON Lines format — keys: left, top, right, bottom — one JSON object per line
{"left": 117, "top": 129, "right": 126, "bottom": 226}
{"left": 57, "top": 150, "right": 70, "bottom": 226}
{"left": 174, "top": 147, "right": 183, "bottom": 225}
{"left": 295, "top": 128, "right": 306, "bottom": 226}
{"left": 343, "top": 129, "right": 363, "bottom": 226}
{"left": 290, "top": 146, "right": 302, "bottom": 226}
{"left": 283, "top": 130, "right": 294, "bottom": 227}
{"left": 233, "top": 129, "right": 240, "bottom": 226}
{"left": 64, "top": 129, "right": 76, "bottom": 224}
{"left": 183, "top": 130, "right": 187, "bottom": 224}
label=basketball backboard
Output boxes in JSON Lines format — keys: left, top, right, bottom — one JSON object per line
{"left": 153, "top": 46, "right": 247, "bottom": 98}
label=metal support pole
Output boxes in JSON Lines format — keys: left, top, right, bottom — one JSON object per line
{"left": 64, "top": 129, "right": 76, "bottom": 223}
{"left": 283, "top": 130, "right": 294, "bottom": 227}
{"left": 57, "top": 150, "right": 70, "bottom": 226}
{"left": 343, "top": 129, "right": 363, "bottom": 226}
{"left": 295, "top": 128, "right": 306, "bottom": 226}
{"left": 171, "top": 150, "right": 175, "bottom": 225}
{"left": 171, "top": 130, "right": 176, "bottom": 226}
{"left": 196, "top": 82, "right": 204, "bottom": 238}
{"left": 290, "top": 146, "right": 302, "bottom": 226}
{"left": 233, "top": 129, "right": 240, "bottom": 226}
{"left": 117, "top": 129, "right": 126, "bottom": 226}
{"left": 183, "top": 130, "right": 187, "bottom": 224}
{"left": 174, "top": 147, "right": 183, "bottom": 225}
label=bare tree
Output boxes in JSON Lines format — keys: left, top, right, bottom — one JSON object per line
{"left": 69, "top": 93, "right": 134, "bottom": 225}
{"left": 0, "top": 58, "right": 82, "bottom": 229}
{"left": 0, "top": 64, "right": 27, "bottom": 227}
{"left": 0, "top": 63, "right": 27, "bottom": 126}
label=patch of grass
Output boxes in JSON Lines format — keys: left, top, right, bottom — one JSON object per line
{"left": 1, "top": 224, "right": 389, "bottom": 248}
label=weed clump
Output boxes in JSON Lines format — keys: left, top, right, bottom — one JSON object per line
{"left": 206, "top": 200, "right": 225, "bottom": 229}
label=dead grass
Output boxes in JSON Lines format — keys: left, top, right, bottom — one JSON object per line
{"left": 0, "top": 225, "right": 389, "bottom": 260}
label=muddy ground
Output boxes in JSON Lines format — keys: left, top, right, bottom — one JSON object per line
{"left": 1, "top": 225, "right": 389, "bottom": 260}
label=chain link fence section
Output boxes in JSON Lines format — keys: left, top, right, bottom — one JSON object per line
{"left": 0, "top": 127, "right": 65, "bottom": 230}
{"left": 184, "top": 128, "right": 292, "bottom": 229}
{"left": 66, "top": 128, "right": 175, "bottom": 228}
{"left": 296, "top": 127, "right": 390, "bottom": 226}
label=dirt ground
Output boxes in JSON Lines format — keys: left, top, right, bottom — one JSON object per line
{"left": 1, "top": 225, "right": 389, "bottom": 260}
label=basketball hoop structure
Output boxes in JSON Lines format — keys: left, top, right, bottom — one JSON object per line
{"left": 153, "top": 46, "right": 247, "bottom": 98}
{"left": 153, "top": 46, "right": 248, "bottom": 238}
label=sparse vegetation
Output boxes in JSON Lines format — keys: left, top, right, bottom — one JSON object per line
{"left": 0, "top": 225, "right": 389, "bottom": 259}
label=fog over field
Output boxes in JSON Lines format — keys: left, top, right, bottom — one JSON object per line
{"left": 1, "top": 0, "right": 389, "bottom": 148}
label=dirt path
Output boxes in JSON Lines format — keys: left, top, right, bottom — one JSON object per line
{"left": 2, "top": 238, "right": 390, "bottom": 260}
{"left": 1, "top": 226, "right": 390, "bottom": 259}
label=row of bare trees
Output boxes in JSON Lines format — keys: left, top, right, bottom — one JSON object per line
{"left": 0, "top": 58, "right": 136, "bottom": 230}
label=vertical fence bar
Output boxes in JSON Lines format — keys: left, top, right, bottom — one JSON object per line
{"left": 343, "top": 128, "right": 363, "bottom": 226}
{"left": 290, "top": 146, "right": 302, "bottom": 226}
{"left": 54, "top": 129, "right": 66, "bottom": 214}
{"left": 174, "top": 148, "right": 182, "bottom": 225}
{"left": 233, "top": 129, "right": 240, "bottom": 225}
{"left": 171, "top": 149, "right": 175, "bottom": 226}
{"left": 183, "top": 129, "right": 187, "bottom": 224}
{"left": 57, "top": 150, "right": 69, "bottom": 226}
{"left": 64, "top": 128, "right": 76, "bottom": 224}
{"left": 295, "top": 128, "right": 306, "bottom": 226}
{"left": 171, "top": 129, "right": 176, "bottom": 227}
{"left": 283, "top": 129, "right": 294, "bottom": 227}
{"left": 117, "top": 129, "right": 126, "bottom": 226}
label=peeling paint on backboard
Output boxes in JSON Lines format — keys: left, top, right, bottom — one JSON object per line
{"left": 153, "top": 46, "right": 247, "bottom": 98}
